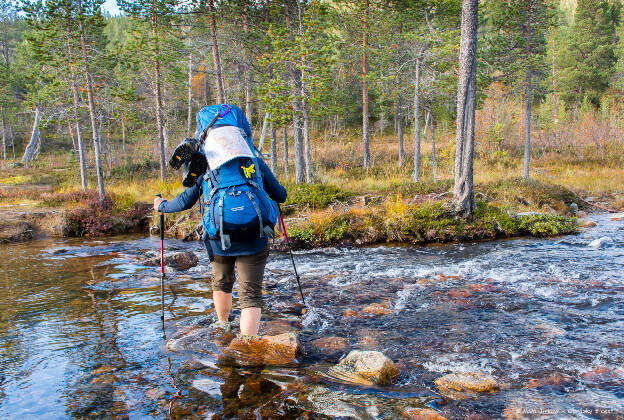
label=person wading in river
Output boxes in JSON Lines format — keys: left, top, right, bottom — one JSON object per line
{"left": 154, "top": 104, "right": 287, "bottom": 340}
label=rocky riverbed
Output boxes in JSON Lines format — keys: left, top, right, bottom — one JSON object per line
{"left": 0, "top": 213, "right": 623, "bottom": 418}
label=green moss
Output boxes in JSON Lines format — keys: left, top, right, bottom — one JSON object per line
{"left": 285, "top": 183, "right": 348, "bottom": 210}
{"left": 288, "top": 199, "right": 578, "bottom": 249}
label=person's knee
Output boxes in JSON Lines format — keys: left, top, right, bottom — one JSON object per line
{"left": 239, "top": 294, "right": 263, "bottom": 310}
{"left": 212, "top": 280, "right": 234, "bottom": 294}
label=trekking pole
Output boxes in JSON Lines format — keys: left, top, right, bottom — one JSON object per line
{"left": 156, "top": 194, "right": 165, "bottom": 332}
{"left": 278, "top": 204, "right": 305, "bottom": 305}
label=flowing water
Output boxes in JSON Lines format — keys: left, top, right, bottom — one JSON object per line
{"left": 0, "top": 214, "right": 623, "bottom": 419}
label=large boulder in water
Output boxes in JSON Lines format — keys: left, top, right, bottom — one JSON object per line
{"left": 143, "top": 250, "right": 199, "bottom": 270}
{"left": 434, "top": 371, "right": 499, "bottom": 400}
{"left": 329, "top": 350, "right": 399, "bottom": 385}
{"left": 221, "top": 332, "right": 304, "bottom": 366}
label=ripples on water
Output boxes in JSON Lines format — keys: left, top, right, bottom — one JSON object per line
{"left": 0, "top": 214, "right": 622, "bottom": 418}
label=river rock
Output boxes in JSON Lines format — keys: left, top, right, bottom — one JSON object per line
{"left": 580, "top": 219, "right": 597, "bottom": 228}
{"left": 524, "top": 372, "right": 574, "bottom": 390}
{"left": 404, "top": 408, "right": 448, "bottom": 420}
{"left": 569, "top": 202, "right": 579, "bottom": 215}
{"left": 142, "top": 250, "right": 199, "bottom": 270}
{"left": 311, "top": 336, "right": 349, "bottom": 354}
{"left": 434, "top": 371, "right": 499, "bottom": 400}
{"left": 611, "top": 213, "right": 624, "bottom": 221}
{"left": 167, "top": 327, "right": 233, "bottom": 353}
{"left": 588, "top": 237, "right": 613, "bottom": 248}
{"left": 362, "top": 302, "right": 392, "bottom": 316}
{"left": 221, "top": 332, "right": 303, "bottom": 366}
{"left": 329, "top": 350, "right": 399, "bottom": 385}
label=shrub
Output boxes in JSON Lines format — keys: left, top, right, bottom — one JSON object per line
{"left": 285, "top": 183, "right": 347, "bottom": 209}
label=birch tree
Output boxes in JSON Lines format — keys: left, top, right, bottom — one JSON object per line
{"left": 453, "top": 0, "right": 478, "bottom": 216}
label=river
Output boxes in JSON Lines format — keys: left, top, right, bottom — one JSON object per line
{"left": 0, "top": 214, "right": 622, "bottom": 419}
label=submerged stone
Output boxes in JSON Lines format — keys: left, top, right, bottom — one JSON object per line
{"left": 329, "top": 350, "right": 399, "bottom": 385}
{"left": 580, "top": 219, "right": 597, "bottom": 228}
{"left": 524, "top": 372, "right": 574, "bottom": 390}
{"left": 311, "top": 336, "right": 349, "bottom": 355}
{"left": 142, "top": 250, "right": 199, "bottom": 270}
{"left": 404, "top": 407, "right": 449, "bottom": 420}
{"left": 434, "top": 371, "right": 499, "bottom": 400}
{"left": 222, "top": 332, "right": 304, "bottom": 366}
{"left": 167, "top": 327, "right": 233, "bottom": 353}
{"left": 611, "top": 213, "right": 624, "bottom": 221}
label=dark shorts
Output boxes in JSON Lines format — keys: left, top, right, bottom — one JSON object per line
{"left": 210, "top": 245, "right": 269, "bottom": 309}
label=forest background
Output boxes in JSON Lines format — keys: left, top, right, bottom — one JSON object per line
{"left": 0, "top": 0, "right": 622, "bottom": 242}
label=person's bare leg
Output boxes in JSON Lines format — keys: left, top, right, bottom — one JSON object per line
{"left": 213, "top": 291, "right": 232, "bottom": 323}
{"left": 240, "top": 307, "right": 261, "bottom": 336}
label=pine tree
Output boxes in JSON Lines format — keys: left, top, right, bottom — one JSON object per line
{"left": 118, "top": 0, "right": 180, "bottom": 181}
{"left": 556, "top": 0, "right": 620, "bottom": 106}
{"left": 485, "top": 0, "right": 554, "bottom": 180}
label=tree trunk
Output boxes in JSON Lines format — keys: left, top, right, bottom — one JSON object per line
{"left": 453, "top": 0, "right": 478, "bottom": 216}
{"left": 21, "top": 106, "right": 41, "bottom": 163}
{"left": 302, "top": 94, "right": 312, "bottom": 183}
{"left": 243, "top": 11, "right": 253, "bottom": 125}
{"left": 258, "top": 112, "right": 269, "bottom": 151}
{"left": 77, "top": 0, "right": 105, "bottom": 200}
{"left": 1, "top": 106, "right": 6, "bottom": 161}
{"left": 208, "top": 0, "right": 225, "bottom": 103}
{"left": 429, "top": 111, "right": 437, "bottom": 182}
{"left": 413, "top": 51, "right": 424, "bottom": 182}
{"left": 121, "top": 117, "right": 125, "bottom": 151}
{"left": 67, "top": 117, "right": 77, "bottom": 155}
{"left": 362, "top": 0, "right": 370, "bottom": 169}
{"left": 203, "top": 64, "right": 211, "bottom": 106}
{"left": 396, "top": 96, "right": 404, "bottom": 168}
{"left": 271, "top": 122, "right": 277, "bottom": 173}
{"left": 152, "top": 19, "right": 167, "bottom": 181}
{"left": 187, "top": 50, "right": 193, "bottom": 136}
{"left": 69, "top": 65, "right": 88, "bottom": 192}
{"left": 523, "top": 70, "right": 532, "bottom": 180}
{"left": 283, "top": 125, "right": 289, "bottom": 180}
{"left": 284, "top": 0, "right": 305, "bottom": 183}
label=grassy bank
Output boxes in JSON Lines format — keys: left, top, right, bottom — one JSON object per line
{"left": 288, "top": 198, "right": 578, "bottom": 249}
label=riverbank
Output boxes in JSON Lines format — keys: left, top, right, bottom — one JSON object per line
{"left": 1, "top": 167, "right": 615, "bottom": 247}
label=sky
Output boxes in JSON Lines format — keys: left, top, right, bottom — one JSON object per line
{"left": 102, "top": 0, "right": 121, "bottom": 16}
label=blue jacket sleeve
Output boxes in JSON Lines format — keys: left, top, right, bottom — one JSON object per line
{"left": 259, "top": 159, "right": 287, "bottom": 203}
{"left": 158, "top": 176, "right": 202, "bottom": 213}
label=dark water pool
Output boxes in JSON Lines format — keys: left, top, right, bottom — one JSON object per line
{"left": 0, "top": 214, "right": 623, "bottom": 419}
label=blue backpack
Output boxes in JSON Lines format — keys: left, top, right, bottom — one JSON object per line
{"left": 198, "top": 105, "right": 279, "bottom": 251}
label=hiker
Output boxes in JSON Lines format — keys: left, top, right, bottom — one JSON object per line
{"left": 154, "top": 104, "right": 287, "bottom": 338}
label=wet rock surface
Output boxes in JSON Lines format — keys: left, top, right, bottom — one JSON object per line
{"left": 328, "top": 350, "right": 399, "bottom": 385}
{"left": 221, "top": 332, "right": 304, "bottom": 366}
{"left": 404, "top": 407, "right": 449, "bottom": 420}
{"left": 142, "top": 250, "right": 199, "bottom": 270}
{"left": 434, "top": 372, "right": 499, "bottom": 400}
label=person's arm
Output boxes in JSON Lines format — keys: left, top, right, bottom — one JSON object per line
{"left": 155, "top": 177, "right": 202, "bottom": 213}
{"left": 258, "top": 159, "right": 287, "bottom": 203}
